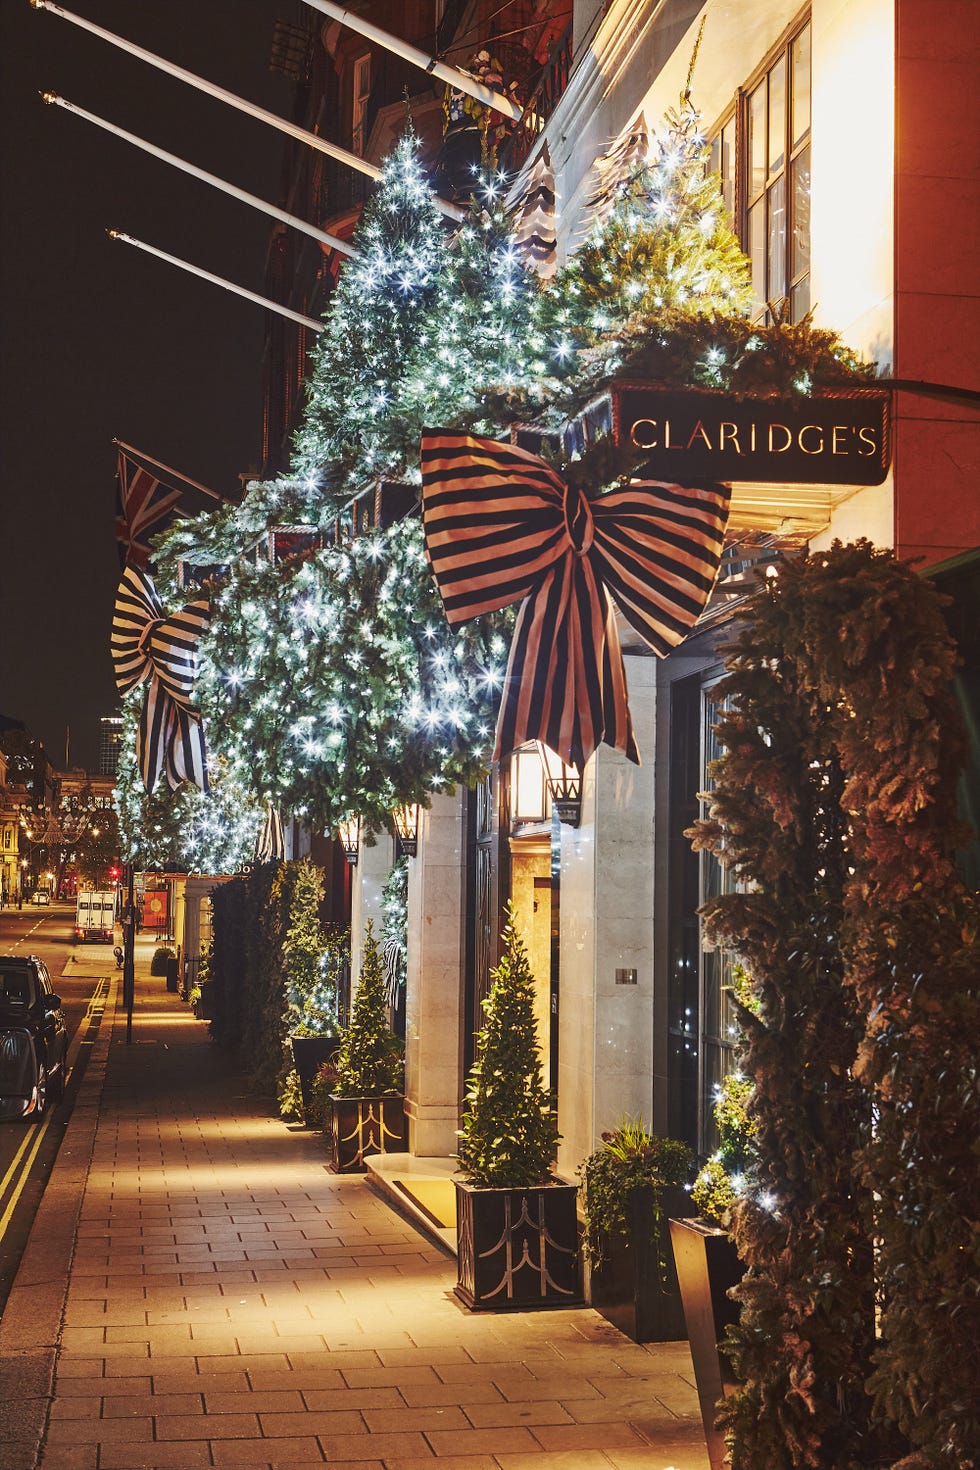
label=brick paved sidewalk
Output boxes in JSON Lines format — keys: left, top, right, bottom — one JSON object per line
{"left": 33, "top": 973, "right": 711, "bottom": 1470}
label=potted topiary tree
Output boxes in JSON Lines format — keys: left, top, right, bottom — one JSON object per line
{"left": 329, "top": 921, "right": 406, "bottom": 1172}
{"left": 580, "top": 1118, "right": 691, "bottom": 1342}
{"left": 454, "top": 909, "right": 581, "bottom": 1311}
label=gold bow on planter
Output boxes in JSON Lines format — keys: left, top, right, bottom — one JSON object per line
{"left": 110, "top": 565, "right": 210, "bottom": 793}
{"left": 420, "top": 432, "right": 730, "bottom": 770}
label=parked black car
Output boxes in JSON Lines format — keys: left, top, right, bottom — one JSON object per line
{"left": 0, "top": 955, "right": 68, "bottom": 1120}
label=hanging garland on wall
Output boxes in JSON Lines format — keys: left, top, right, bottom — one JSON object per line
{"left": 119, "top": 101, "right": 880, "bottom": 858}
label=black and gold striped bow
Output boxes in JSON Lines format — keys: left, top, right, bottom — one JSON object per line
{"left": 110, "top": 566, "right": 210, "bottom": 793}
{"left": 420, "top": 432, "right": 730, "bottom": 770}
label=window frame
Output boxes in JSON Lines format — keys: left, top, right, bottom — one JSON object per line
{"left": 710, "top": 10, "right": 812, "bottom": 323}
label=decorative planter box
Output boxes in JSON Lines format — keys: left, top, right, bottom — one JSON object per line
{"left": 290, "top": 1034, "right": 339, "bottom": 1126}
{"left": 454, "top": 1180, "right": 582, "bottom": 1311}
{"left": 669, "top": 1216, "right": 745, "bottom": 1470}
{"left": 329, "top": 1093, "right": 407, "bottom": 1173}
{"left": 589, "top": 1183, "right": 689, "bottom": 1342}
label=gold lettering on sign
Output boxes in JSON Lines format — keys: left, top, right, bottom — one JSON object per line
{"left": 750, "top": 422, "right": 758, "bottom": 452}
{"left": 832, "top": 426, "right": 849, "bottom": 453}
{"left": 630, "top": 419, "right": 658, "bottom": 449}
{"left": 664, "top": 419, "right": 681, "bottom": 449}
{"left": 857, "top": 426, "right": 878, "bottom": 456}
{"left": 769, "top": 423, "right": 792, "bottom": 452}
{"left": 718, "top": 422, "right": 742, "bottom": 453}
{"left": 798, "top": 424, "right": 824, "bottom": 455}
{"left": 686, "top": 419, "right": 713, "bottom": 450}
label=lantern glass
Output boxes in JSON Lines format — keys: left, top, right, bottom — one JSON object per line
{"left": 337, "top": 816, "right": 360, "bottom": 865}
{"left": 512, "top": 745, "right": 547, "bottom": 823}
{"left": 392, "top": 803, "right": 420, "bottom": 855}
{"left": 535, "top": 742, "right": 583, "bottom": 826}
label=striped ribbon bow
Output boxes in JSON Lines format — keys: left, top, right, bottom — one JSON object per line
{"left": 255, "top": 804, "right": 285, "bottom": 863}
{"left": 420, "top": 432, "right": 731, "bottom": 770}
{"left": 110, "top": 566, "right": 210, "bottom": 793}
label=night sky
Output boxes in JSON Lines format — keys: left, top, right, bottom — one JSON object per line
{"left": 1, "top": 0, "right": 296, "bottom": 768}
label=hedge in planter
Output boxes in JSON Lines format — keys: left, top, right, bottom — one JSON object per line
{"left": 580, "top": 1119, "right": 691, "bottom": 1342}
{"left": 330, "top": 922, "right": 406, "bottom": 1172}
{"left": 455, "top": 909, "right": 580, "bottom": 1311}
{"left": 689, "top": 541, "right": 978, "bottom": 1469}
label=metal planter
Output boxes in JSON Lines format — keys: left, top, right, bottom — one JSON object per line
{"left": 329, "top": 1093, "right": 407, "bottom": 1172}
{"left": 669, "top": 1216, "right": 745, "bottom": 1470}
{"left": 454, "top": 1179, "right": 582, "bottom": 1311}
{"left": 589, "top": 1183, "right": 689, "bottom": 1342}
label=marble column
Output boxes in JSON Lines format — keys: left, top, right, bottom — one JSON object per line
{"left": 350, "top": 829, "right": 394, "bottom": 983}
{"left": 404, "top": 789, "right": 467, "bottom": 1158}
{"left": 556, "top": 653, "right": 657, "bottom": 1178}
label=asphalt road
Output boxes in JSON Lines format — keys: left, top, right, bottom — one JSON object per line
{"left": 0, "top": 900, "right": 114, "bottom": 1312}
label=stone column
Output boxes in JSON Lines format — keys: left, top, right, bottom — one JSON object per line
{"left": 350, "top": 830, "right": 394, "bottom": 983}
{"left": 556, "top": 654, "right": 657, "bottom": 1177}
{"left": 404, "top": 789, "right": 467, "bottom": 1158}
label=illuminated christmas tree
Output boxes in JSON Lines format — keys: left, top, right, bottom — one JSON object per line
{"left": 535, "top": 98, "right": 752, "bottom": 393}
{"left": 293, "top": 129, "right": 446, "bottom": 496}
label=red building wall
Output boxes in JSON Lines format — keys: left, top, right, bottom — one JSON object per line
{"left": 893, "top": 0, "right": 980, "bottom": 566}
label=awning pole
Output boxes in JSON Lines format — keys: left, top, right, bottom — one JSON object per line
{"left": 30, "top": 0, "right": 465, "bottom": 220}
{"left": 300, "top": 0, "right": 524, "bottom": 121}
{"left": 43, "top": 93, "right": 356, "bottom": 258}
{"left": 107, "top": 231, "right": 325, "bottom": 333}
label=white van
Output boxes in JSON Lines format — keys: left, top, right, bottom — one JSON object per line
{"left": 74, "top": 890, "right": 116, "bottom": 943}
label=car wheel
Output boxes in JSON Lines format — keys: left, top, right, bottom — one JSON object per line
{"left": 33, "top": 1059, "right": 47, "bottom": 1117}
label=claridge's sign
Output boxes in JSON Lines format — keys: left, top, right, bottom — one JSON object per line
{"left": 577, "top": 385, "right": 891, "bottom": 486}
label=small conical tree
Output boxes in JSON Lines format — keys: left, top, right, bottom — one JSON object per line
{"left": 333, "top": 921, "right": 402, "bottom": 1096}
{"left": 456, "top": 909, "right": 558, "bottom": 1187}
{"left": 283, "top": 859, "right": 335, "bottom": 1035}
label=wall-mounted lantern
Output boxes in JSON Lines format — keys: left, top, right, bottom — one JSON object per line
{"left": 537, "top": 741, "right": 583, "bottom": 827}
{"left": 511, "top": 744, "right": 549, "bottom": 824}
{"left": 337, "top": 816, "right": 360, "bottom": 866}
{"left": 392, "top": 802, "right": 421, "bottom": 857}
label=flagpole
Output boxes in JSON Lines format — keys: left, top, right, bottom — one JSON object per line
{"left": 30, "top": 0, "right": 466, "bottom": 223}
{"left": 107, "top": 231, "right": 326, "bottom": 333}
{"left": 43, "top": 94, "right": 357, "bottom": 258}
{"left": 300, "top": 0, "right": 524, "bottom": 120}
{"left": 113, "top": 441, "right": 224, "bottom": 503}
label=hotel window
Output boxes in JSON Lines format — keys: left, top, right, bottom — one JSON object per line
{"left": 352, "top": 54, "right": 372, "bottom": 156}
{"left": 711, "top": 18, "right": 811, "bottom": 322}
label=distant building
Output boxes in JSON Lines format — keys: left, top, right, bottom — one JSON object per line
{"left": 99, "top": 714, "right": 123, "bottom": 779}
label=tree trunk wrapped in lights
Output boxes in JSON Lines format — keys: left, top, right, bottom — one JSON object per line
{"left": 689, "top": 540, "right": 978, "bottom": 1469}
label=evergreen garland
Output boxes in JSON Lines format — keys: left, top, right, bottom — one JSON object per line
{"left": 689, "top": 541, "right": 977, "bottom": 1469}
{"left": 456, "top": 909, "right": 558, "bottom": 1187}
{"left": 197, "top": 516, "right": 509, "bottom": 831}
{"left": 115, "top": 704, "right": 261, "bottom": 875}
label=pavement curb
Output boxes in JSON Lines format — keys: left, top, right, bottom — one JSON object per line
{"left": 0, "top": 973, "right": 119, "bottom": 1470}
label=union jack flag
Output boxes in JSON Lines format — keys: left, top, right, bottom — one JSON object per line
{"left": 115, "top": 450, "right": 182, "bottom": 569}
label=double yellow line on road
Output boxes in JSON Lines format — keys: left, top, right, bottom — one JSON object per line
{"left": 0, "top": 976, "right": 109, "bottom": 1239}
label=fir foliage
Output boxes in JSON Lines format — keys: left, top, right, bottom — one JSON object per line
{"left": 456, "top": 909, "right": 558, "bottom": 1187}
{"left": 688, "top": 541, "right": 977, "bottom": 1469}
{"left": 282, "top": 859, "right": 337, "bottom": 1036}
{"left": 333, "top": 921, "right": 403, "bottom": 1096}
{"left": 293, "top": 129, "right": 446, "bottom": 491}
{"left": 533, "top": 98, "right": 753, "bottom": 398}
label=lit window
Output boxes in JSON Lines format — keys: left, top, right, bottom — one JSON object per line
{"left": 711, "top": 19, "right": 811, "bottom": 323}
